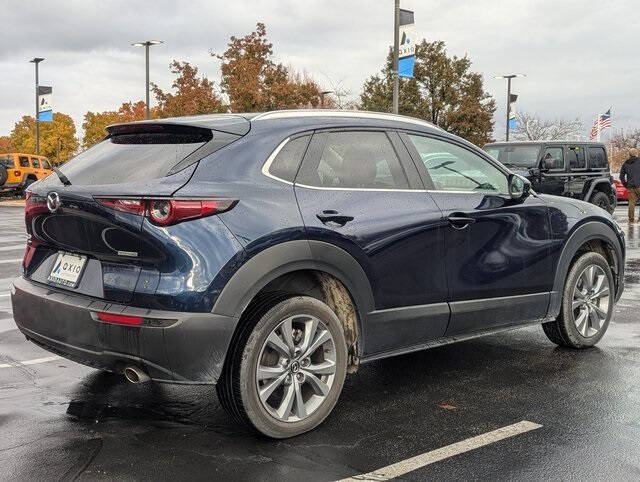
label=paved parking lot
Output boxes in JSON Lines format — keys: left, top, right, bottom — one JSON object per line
{"left": 1, "top": 204, "right": 640, "bottom": 480}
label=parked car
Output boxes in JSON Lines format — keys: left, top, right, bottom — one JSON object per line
{"left": 614, "top": 174, "right": 628, "bottom": 202}
{"left": 484, "top": 141, "right": 617, "bottom": 213}
{"left": 0, "top": 153, "right": 53, "bottom": 195}
{"left": 12, "top": 111, "right": 625, "bottom": 438}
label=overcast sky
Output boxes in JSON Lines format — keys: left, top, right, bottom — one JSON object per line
{"left": 1, "top": 0, "right": 637, "bottom": 141}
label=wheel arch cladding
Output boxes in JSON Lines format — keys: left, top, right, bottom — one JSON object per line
{"left": 549, "top": 221, "right": 624, "bottom": 316}
{"left": 211, "top": 240, "right": 374, "bottom": 368}
{"left": 585, "top": 179, "right": 613, "bottom": 200}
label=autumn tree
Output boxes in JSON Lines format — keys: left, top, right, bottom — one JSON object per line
{"left": 214, "top": 23, "right": 323, "bottom": 111}
{"left": 513, "top": 112, "right": 582, "bottom": 141}
{"left": 360, "top": 40, "right": 496, "bottom": 146}
{"left": 82, "top": 100, "right": 147, "bottom": 149}
{"left": 152, "top": 61, "right": 226, "bottom": 118}
{"left": 9, "top": 113, "right": 79, "bottom": 163}
{"left": 0, "top": 136, "right": 13, "bottom": 154}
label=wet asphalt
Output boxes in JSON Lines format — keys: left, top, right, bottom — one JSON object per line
{"left": 1, "top": 204, "right": 639, "bottom": 481}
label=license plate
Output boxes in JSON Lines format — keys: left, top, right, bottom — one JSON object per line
{"left": 48, "top": 252, "right": 87, "bottom": 288}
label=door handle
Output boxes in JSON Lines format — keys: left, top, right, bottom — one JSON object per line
{"left": 316, "top": 210, "right": 354, "bottom": 226}
{"left": 448, "top": 213, "right": 476, "bottom": 230}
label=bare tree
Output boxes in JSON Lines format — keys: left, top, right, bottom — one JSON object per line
{"left": 513, "top": 111, "right": 583, "bottom": 141}
{"left": 611, "top": 128, "right": 640, "bottom": 149}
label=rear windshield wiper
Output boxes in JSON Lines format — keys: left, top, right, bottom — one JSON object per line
{"left": 52, "top": 166, "right": 71, "bottom": 186}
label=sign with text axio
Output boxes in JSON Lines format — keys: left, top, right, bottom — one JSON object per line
{"left": 399, "top": 9, "right": 416, "bottom": 78}
{"left": 38, "top": 86, "right": 52, "bottom": 122}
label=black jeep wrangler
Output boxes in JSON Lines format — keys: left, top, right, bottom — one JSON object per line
{"left": 484, "top": 141, "right": 616, "bottom": 213}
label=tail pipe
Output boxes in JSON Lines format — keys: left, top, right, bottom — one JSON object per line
{"left": 124, "top": 366, "right": 150, "bottom": 384}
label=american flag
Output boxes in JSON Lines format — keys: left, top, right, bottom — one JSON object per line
{"left": 589, "top": 109, "right": 612, "bottom": 140}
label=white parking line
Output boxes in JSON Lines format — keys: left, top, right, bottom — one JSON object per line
{"left": 339, "top": 420, "right": 542, "bottom": 481}
{"left": 0, "top": 258, "right": 22, "bottom": 264}
{"left": 0, "top": 244, "right": 26, "bottom": 252}
{"left": 0, "top": 356, "right": 62, "bottom": 369}
{"left": 0, "top": 293, "right": 10, "bottom": 297}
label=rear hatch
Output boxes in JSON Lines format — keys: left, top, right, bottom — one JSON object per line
{"left": 24, "top": 119, "right": 247, "bottom": 303}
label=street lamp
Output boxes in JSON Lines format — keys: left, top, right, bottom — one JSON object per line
{"left": 494, "top": 74, "right": 526, "bottom": 141}
{"left": 29, "top": 57, "right": 45, "bottom": 155}
{"left": 320, "top": 90, "right": 333, "bottom": 109}
{"left": 131, "top": 40, "right": 163, "bottom": 119}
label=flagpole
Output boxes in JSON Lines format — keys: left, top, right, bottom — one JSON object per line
{"left": 596, "top": 114, "right": 601, "bottom": 142}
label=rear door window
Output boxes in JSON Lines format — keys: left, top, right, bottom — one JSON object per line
{"left": 567, "top": 146, "right": 586, "bottom": 170}
{"left": 587, "top": 147, "right": 607, "bottom": 169}
{"left": 0, "top": 155, "right": 14, "bottom": 168}
{"left": 19, "top": 156, "right": 30, "bottom": 168}
{"left": 297, "top": 131, "right": 409, "bottom": 189}
{"left": 266, "top": 135, "right": 310, "bottom": 182}
{"left": 31, "top": 158, "right": 40, "bottom": 168}
{"left": 59, "top": 127, "right": 213, "bottom": 185}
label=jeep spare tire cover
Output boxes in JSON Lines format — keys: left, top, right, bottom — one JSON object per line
{"left": 0, "top": 165, "right": 8, "bottom": 185}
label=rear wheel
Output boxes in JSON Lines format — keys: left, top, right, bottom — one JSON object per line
{"left": 590, "top": 191, "right": 613, "bottom": 213}
{"left": 217, "top": 296, "right": 348, "bottom": 438}
{"left": 542, "top": 252, "right": 614, "bottom": 348}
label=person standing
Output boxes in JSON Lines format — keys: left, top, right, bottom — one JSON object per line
{"left": 620, "top": 148, "right": 640, "bottom": 222}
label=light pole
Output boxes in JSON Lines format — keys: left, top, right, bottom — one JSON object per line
{"left": 320, "top": 90, "right": 333, "bottom": 109}
{"left": 131, "top": 40, "right": 163, "bottom": 119}
{"left": 30, "top": 57, "right": 45, "bottom": 155}
{"left": 494, "top": 74, "right": 525, "bottom": 141}
{"left": 392, "top": 0, "right": 400, "bottom": 114}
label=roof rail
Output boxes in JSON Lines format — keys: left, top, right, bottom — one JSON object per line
{"left": 252, "top": 109, "right": 442, "bottom": 130}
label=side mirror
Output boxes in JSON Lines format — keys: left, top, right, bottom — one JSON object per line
{"left": 508, "top": 173, "right": 531, "bottom": 200}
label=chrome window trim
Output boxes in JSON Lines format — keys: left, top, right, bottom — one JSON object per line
{"left": 252, "top": 110, "right": 442, "bottom": 131}
{"left": 295, "top": 183, "right": 427, "bottom": 193}
{"left": 261, "top": 136, "right": 294, "bottom": 185}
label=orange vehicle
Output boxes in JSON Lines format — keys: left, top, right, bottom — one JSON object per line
{"left": 0, "top": 153, "right": 53, "bottom": 194}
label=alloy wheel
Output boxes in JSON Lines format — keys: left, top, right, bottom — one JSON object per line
{"left": 256, "top": 314, "right": 337, "bottom": 422}
{"left": 571, "top": 264, "right": 611, "bottom": 337}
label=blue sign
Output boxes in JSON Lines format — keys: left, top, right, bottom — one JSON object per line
{"left": 398, "top": 9, "right": 415, "bottom": 78}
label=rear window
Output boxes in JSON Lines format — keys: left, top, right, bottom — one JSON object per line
{"left": 0, "top": 155, "right": 13, "bottom": 168}
{"left": 588, "top": 146, "right": 607, "bottom": 169}
{"left": 59, "top": 128, "right": 213, "bottom": 185}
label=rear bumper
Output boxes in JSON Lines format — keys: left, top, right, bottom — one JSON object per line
{"left": 1, "top": 182, "right": 21, "bottom": 191}
{"left": 10, "top": 276, "right": 238, "bottom": 384}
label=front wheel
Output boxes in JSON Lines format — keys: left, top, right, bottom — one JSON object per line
{"left": 218, "top": 296, "right": 348, "bottom": 438}
{"left": 542, "top": 252, "right": 614, "bottom": 348}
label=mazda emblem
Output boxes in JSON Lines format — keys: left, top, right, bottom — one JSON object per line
{"left": 47, "top": 192, "right": 61, "bottom": 213}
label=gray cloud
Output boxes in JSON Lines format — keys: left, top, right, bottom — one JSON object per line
{"left": 1, "top": 0, "right": 638, "bottom": 142}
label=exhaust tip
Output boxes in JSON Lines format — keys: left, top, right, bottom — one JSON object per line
{"left": 124, "top": 366, "right": 150, "bottom": 384}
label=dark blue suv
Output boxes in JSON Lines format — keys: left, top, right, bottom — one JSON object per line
{"left": 11, "top": 111, "right": 625, "bottom": 438}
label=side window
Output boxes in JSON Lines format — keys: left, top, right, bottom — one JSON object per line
{"left": 31, "top": 158, "right": 41, "bottom": 168}
{"left": 567, "top": 146, "right": 585, "bottom": 169}
{"left": 588, "top": 147, "right": 607, "bottom": 169}
{"left": 19, "top": 156, "right": 30, "bottom": 168}
{"left": 297, "top": 131, "right": 409, "bottom": 189}
{"left": 41, "top": 159, "right": 51, "bottom": 169}
{"left": 267, "top": 135, "right": 310, "bottom": 182}
{"left": 407, "top": 134, "right": 509, "bottom": 194}
{"left": 542, "top": 147, "right": 564, "bottom": 170}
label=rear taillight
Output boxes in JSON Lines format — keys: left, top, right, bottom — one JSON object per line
{"left": 24, "top": 191, "right": 48, "bottom": 233}
{"left": 14, "top": 170, "right": 20, "bottom": 177}
{"left": 22, "top": 238, "right": 39, "bottom": 270}
{"left": 96, "top": 197, "right": 236, "bottom": 226}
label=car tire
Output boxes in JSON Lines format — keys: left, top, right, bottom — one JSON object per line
{"left": 217, "top": 296, "right": 348, "bottom": 438}
{"left": 542, "top": 252, "right": 614, "bottom": 348}
{"left": 590, "top": 191, "right": 613, "bottom": 213}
